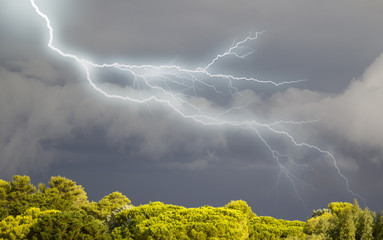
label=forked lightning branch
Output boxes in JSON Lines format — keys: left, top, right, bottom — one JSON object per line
{"left": 28, "top": 0, "right": 364, "bottom": 205}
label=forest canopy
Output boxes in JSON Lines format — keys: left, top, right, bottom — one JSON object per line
{"left": 0, "top": 175, "right": 382, "bottom": 239}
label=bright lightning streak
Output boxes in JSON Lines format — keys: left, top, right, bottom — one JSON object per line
{"left": 29, "top": 0, "right": 364, "bottom": 205}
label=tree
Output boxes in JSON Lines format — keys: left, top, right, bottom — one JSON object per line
{"left": 0, "top": 179, "right": 10, "bottom": 220}
{"left": 111, "top": 202, "right": 249, "bottom": 240}
{"left": 373, "top": 212, "right": 383, "bottom": 239}
{"left": 85, "top": 192, "right": 131, "bottom": 220}
{"left": 0, "top": 208, "right": 59, "bottom": 239}
{"left": 38, "top": 176, "right": 88, "bottom": 211}
{"left": 225, "top": 200, "right": 255, "bottom": 218}
{"left": 304, "top": 212, "right": 332, "bottom": 237}
{"left": 312, "top": 208, "right": 331, "bottom": 218}
{"left": 336, "top": 210, "right": 356, "bottom": 240}
{"left": 355, "top": 207, "right": 373, "bottom": 240}
{"left": 328, "top": 202, "right": 353, "bottom": 216}
{"left": 6, "top": 176, "right": 38, "bottom": 217}
{"left": 248, "top": 216, "right": 306, "bottom": 240}
{"left": 27, "top": 211, "right": 110, "bottom": 240}
{"left": 307, "top": 200, "right": 374, "bottom": 240}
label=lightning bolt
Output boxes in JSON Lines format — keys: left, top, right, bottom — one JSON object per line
{"left": 29, "top": 0, "right": 364, "bottom": 206}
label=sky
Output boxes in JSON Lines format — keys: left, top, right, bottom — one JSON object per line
{"left": 1, "top": 0, "right": 383, "bottom": 220}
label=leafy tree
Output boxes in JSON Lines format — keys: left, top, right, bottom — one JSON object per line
{"left": 328, "top": 202, "right": 353, "bottom": 216}
{"left": 0, "top": 207, "right": 59, "bottom": 240}
{"left": 312, "top": 208, "right": 331, "bottom": 218}
{"left": 27, "top": 211, "right": 110, "bottom": 240}
{"left": 225, "top": 200, "right": 255, "bottom": 218}
{"left": 306, "top": 200, "right": 374, "bottom": 240}
{"left": 373, "top": 212, "right": 383, "bottom": 239}
{"left": 106, "top": 204, "right": 135, "bottom": 233}
{"left": 4, "top": 176, "right": 38, "bottom": 217}
{"left": 38, "top": 176, "right": 88, "bottom": 211}
{"left": 85, "top": 192, "right": 131, "bottom": 220}
{"left": 355, "top": 207, "right": 373, "bottom": 240}
{"left": 111, "top": 202, "right": 249, "bottom": 240}
{"left": 304, "top": 212, "right": 332, "bottom": 237}
{"left": 0, "top": 179, "right": 10, "bottom": 220}
{"left": 3, "top": 174, "right": 383, "bottom": 240}
{"left": 248, "top": 216, "right": 306, "bottom": 240}
{"left": 330, "top": 208, "right": 356, "bottom": 240}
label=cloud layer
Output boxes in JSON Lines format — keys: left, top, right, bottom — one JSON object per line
{"left": 1, "top": 0, "right": 383, "bottom": 219}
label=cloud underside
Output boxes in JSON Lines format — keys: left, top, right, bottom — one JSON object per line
{"left": 1, "top": 51, "right": 382, "bottom": 178}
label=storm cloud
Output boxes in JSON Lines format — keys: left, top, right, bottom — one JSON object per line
{"left": 1, "top": 0, "right": 383, "bottom": 219}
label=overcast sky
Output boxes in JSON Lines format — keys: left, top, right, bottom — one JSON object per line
{"left": 1, "top": 0, "right": 383, "bottom": 220}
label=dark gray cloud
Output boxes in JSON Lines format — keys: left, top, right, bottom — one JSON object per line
{"left": 29, "top": 0, "right": 383, "bottom": 92}
{"left": 1, "top": 0, "right": 383, "bottom": 220}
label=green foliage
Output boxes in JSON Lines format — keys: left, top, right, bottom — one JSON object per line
{"left": 27, "top": 211, "right": 110, "bottom": 240}
{"left": 2, "top": 175, "right": 383, "bottom": 240}
{"left": 0, "top": 176, "right": 39, "bottom": 220}
{"left": 248, "top": 215, "right": 306, "bottom": 239}
{"left": 304, "top": 212, "right": 332, "bottom": 236}
{"left": 355, "top": 207, "right": 373, "bottom": 240}
{"left": 0, "top": 179, "right": 10, "bottom": 220}
{"left": 328, "top": 202, "right": 353, "bottom": 216}
{"left": 329, "top": 207, "right": 356, "bottom": 240}
{"left": 373, "top": 212, "right": 383, "bottom": 239}
{"left": 305, "top": 200, "right": 374, "bottom": 240}
{"left": 0, "top": 175, "right": 90, "bottom": 221}
{"left": 225, "top": 200, "right": 306, "bottom": 240}
{"left": 111, "top": 202, "right": 249, "bottom": 240}
{"left": 225, "top": 200, "right": 255, "bottom": 217}
{"left": 311, "top": 208, "right": 331, "bottom": 218}
{"left": 85, "top": 192, "right": 131, "bottom": 220}
{"left": 0, "top": 207, "right": 59, "bottom": 240}
{"left": 106, "top": 204, "right": 135, "bottom": 232}
{"left": 38, "top": 175, "right": 89, "bottom": 211}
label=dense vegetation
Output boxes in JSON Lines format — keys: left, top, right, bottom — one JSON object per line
{"left": 0, "top": 175, "right": 382, "bottom": 239}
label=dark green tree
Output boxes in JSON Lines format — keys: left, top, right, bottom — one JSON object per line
{"left": 0, "top": 179, "right": 10, "bottom": 220}
{"left": 27, "top": 211, "right": 110, "bottom": 240}
{"left": 373, "top": 212, "right": 383, "bottom": 240}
